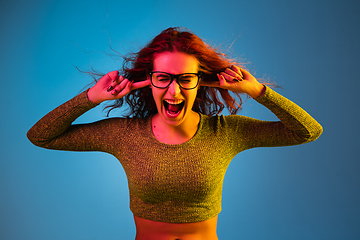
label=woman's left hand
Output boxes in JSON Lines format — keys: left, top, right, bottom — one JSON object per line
{"left": 201, "top": 65, "right": 265, "bottom": 98}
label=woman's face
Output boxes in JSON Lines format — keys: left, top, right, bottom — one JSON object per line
{"left": 151, "top": 51, "right": 199, "bottom": 127}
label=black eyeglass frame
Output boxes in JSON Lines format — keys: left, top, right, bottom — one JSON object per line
{"left": 149, "top": 71, "right": 202, "bottom": 90}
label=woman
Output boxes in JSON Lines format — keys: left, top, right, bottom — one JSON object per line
{"left": 27, "top": 27, "right": 323, "bottom": 240}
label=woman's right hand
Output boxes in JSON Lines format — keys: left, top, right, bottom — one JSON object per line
{"left": 87, "top": 71, "right": 150, "bottom": 104}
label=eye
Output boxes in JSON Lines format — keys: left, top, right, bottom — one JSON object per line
{"left": 156, "top": 74, "right": 171, "bottom": 81}
{"left": 179, "top": 74, "right": 196, "bottom": 82}
{"left": 179, "top": 79, "right": 191, "bottom": 84}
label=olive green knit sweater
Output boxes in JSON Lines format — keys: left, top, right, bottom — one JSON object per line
{"left": 27, "top": 86, "right": 322, "bottom": 223}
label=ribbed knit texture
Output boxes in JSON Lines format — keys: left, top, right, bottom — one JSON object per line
{"left": 27, "top": 86, "right": 322, "bottom": 223}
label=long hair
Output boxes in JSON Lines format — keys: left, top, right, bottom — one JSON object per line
{"left": 105, "top": 27, "right": 249, "bottom": 118}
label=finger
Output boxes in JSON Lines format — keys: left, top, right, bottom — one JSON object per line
{"left": 111, "top": 78, "right": 130, "bottom": 95}
{"left": 224, "top": 68, "right": 238, "bottom": 78}
{"left": 110, "top": 79, "right": 150, "bottom": 95}
{"left": 107, "top": 85, "right": 114, "bottom": 92}
{"left": 105, "top": 72, "right": 120, "bottom": 92}
{"left": 200, "top": 75, "right": 231, "bottom": 88}
{"left": 107, "top": 77, "right": 119, "bottom": 92}
{"left": 108, "top": 75, "right": 123, "bottom": 91}
{"left": 225, "top": 69, "right": 241, "bottom": 82}
{"left": 131, "top": 79, "right": 151, "bottom": 90}
{"left": 227, "top": 66, "right": 244, "bottom": 81}
{"left": 236, "top": 67, "right": 254, "bottom": 80}
{"left": 102, "top": 71, "right": 119, "bottom": 83}
{"left": 230, "top": 65, "right": 244, "bottom": 78}
{"left": 220, "top": 72, "right": 237, "bottom": 82}
{"left": 117, "top": 75, "right": 124, "bottom": 83}
{"left": 115, "top": 80, "right": 134, "bottom": 99}
{"left": 218, "top": 73, "right": 228, "bottom": 86}
{"left": 200, "top": 80, "right": 221, "bottom": 87}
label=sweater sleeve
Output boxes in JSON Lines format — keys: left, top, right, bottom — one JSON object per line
{"left": 27, "top": 90, "right": 118, "bottom": 152}
{"left": 230, "top": 86, "right": 323, "bottom": 149}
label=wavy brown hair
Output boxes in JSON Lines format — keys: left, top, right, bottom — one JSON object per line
{"left": 105, "top": 27, "right": 250, "bottom": 118}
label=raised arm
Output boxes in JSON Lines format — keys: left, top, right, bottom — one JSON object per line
{"left": 201, "top": 66, "right": 323, "bottom": 147}
{"left": 27, "top": 71, "right": 150, "bottom": 151}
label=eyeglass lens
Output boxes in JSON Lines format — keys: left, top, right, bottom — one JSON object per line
{"left": 151, "top": 72, "right": 199, "bottom": 89}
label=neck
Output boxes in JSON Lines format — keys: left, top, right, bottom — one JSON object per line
{"left": 151, "top": 111, "right": 200, "bottom": 144}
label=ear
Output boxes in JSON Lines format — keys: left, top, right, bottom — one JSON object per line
{"left": 197, "top": 73, "right": 203, "bottom": 90}
{"left": 146, "top": 72, "right": 152, "bottom": 88}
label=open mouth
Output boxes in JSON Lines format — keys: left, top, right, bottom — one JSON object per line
{"left": 163, "top": 99, "right": 185, "bottom": 116}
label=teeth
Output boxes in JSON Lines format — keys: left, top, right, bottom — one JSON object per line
{"left": 164, "top": 99, "right": 184, "bottom": 105}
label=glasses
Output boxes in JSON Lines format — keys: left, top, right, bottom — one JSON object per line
{"left": 149, "top": 71, "right": 202, "bottom": 90}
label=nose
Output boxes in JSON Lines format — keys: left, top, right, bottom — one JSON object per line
{"left": 168, "top": 79, "right": 181, "bottom": 95}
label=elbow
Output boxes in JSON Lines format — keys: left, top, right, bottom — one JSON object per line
{"left": 310, "top": 122, "right": 323, "bottom": 142}
{"left": 27, "top": 128, "right": 45, "bottom": 148}
{"left": 27, "top": 129, "right": 39, "bottom": 146}
{"left": 293, "top": 122, "right": 323, "bottom": 145}
{"left": 303, "top": 123, "right": 324, "bottom": 143}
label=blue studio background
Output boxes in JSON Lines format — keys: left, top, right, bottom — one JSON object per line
{"left": 1, "top": 0, "right": 359, "bottom": 239}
